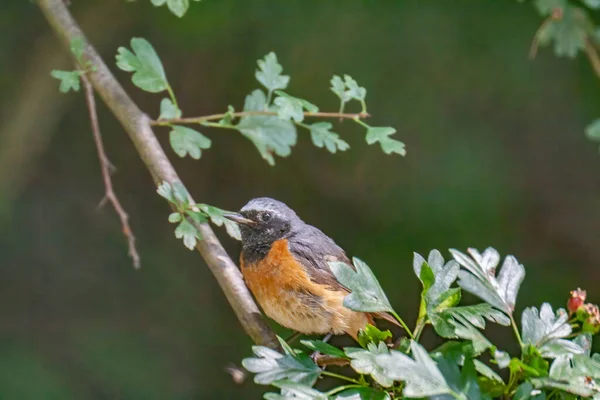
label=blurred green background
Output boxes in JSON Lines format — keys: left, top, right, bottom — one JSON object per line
{"left": 1, "top": 0, "right": 599, "bottom": 398}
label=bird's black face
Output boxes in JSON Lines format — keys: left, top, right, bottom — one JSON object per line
{"left": 224, "top": 197, "right": 301, "bottom": 249}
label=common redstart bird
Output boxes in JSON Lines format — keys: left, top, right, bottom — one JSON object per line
{"left": 225, "top": 197, "right": 398, "bottom": 341}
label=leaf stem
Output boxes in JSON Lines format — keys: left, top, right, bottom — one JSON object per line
{"left": 353, "top": 116, "right": 370, "bottom": 129}
{"left": 360, "top": 99, "right": 367, "bottom": 114}
{"left": 413, "top": 317, "right": 428, "bottom": 342}
{"left": 325, "top": 384, "right": 363, "bottom": 396}
{"left": 391, "top": 311, "right": 415, "bottom": 339}
{"left": 166, "top": 84, "right": 179, "bottom": 110}
{"left": 266, "top": 89, "right": 273, "bottom": 108}
{"left": 201, "top": 121, "right": 237, "bottom": 129}
{"left": 321, "top": 370, "right": 362, "bottom": 385}
{"left": 509, "top": 314, "right": 524, "bottom": 348}
{"left": 152, "top": 111, "right": 370, "bottom": 126}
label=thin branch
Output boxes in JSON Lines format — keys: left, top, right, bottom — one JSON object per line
{"left": 584, "top": 38, "right": 600, "bottom": 80}
{"left": 151, "top": 111, "right": 370, "bottom": 126}
{"left": 81, "top": 73, "right": 140, "bottom": 269}
{"left": 313, "top": 354, "right": 351, "bottom": 367}
{"left": 37, "top": 0, "right": 278, "bottom": 349}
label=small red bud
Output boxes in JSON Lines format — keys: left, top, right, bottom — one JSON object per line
{"left": 568, "top": 288, "right": 587, "bottom": 314}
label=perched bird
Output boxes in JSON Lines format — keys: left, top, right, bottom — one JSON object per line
{"left": 225, "top": 197, "right": 398, "bottom": 341}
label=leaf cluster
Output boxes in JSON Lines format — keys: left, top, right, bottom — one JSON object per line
{"left": 242, "top": 248, "right": 600, "bottom": 399}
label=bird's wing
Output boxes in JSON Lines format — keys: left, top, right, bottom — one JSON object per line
{"left": 287, "top": 225, "right": 354, "bottom": 293}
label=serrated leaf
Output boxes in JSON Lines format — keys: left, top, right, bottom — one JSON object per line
{"left": 432, "top": 357, "right": 492, "bottom": 400}
{"left": 197, "top": 204, "right": 241, "bottom": 240}
{"left": 531, "top": 376, "right": 594, "bottom": 397}
{"left": 431, "top": 341, "right": 476, "bottom": 366}
{"left": 174, "top": 219, "right": 199, "bottom": 250}
{"left": 159, "top": 98, "right": 181, "bottom": 119}
{"left": 266, "top": 380, "right": 327, "bottom": 400}
{"left": 300, "top": 340, "right": 347, "bottom": 359}
{"left": 346, "top": 343, "right": 394, "bottom": 387}
{"left": 242, "top": 346, "right": 321, "bottom": 387}
{"left": 431, "top": 304, "right": 505, "bottom": 345}
{"left": 273, "top": 96, "right": 304, "bottom": 123}
{"left": 357, "top": 324, "right": 392, "bottom": 348}
{"left": 365, "top": 126, "right": 405, "bottom": 155}
{"left": 70, "top": 36, "right": 85, "bottom": 62}
{"left": 169, "top": 125, "right": 211, "bottom": 159}
{"left": 334, "top": 387, "right": 391, "bottom": 400}
{"left": 330, "top": 75, "right": 351, "bottom": 102}
{"left": 116, "top": 38, "right": 168, "bottom": 93}
{"left": 50, "top": 70, "right": 81, "bottom": 93}
{"left": 167, "top": 0, "right": 189, "bottom": 17}
{"left": 535, "top": 6, "right": 587, "bottom": 58}
{"left": 343, "top": 75, "right": 366, "bottom": 101}
{"left": 451, "top": 247, "right": 525, "bottom": 316}
{"left": 274, "top": 91, "right": 318, "bottom": 113}
{"left": 256, "top": 52, "right": 289, "bottom": 94}
{"left": 329, "top": 258, "right": 393, "bottom": 313}
{"left": 168, "top": 212, "right": 182, "bottom": 223}
{"left": 375, "top": 341, "right": 452, "bottom": 397}
{"left": 448, "top": 316, "right": 493, "bottom": 354}
{"left": 236, "top": 90, "right": 296, "bottom": 165}
{"left": 574, "top": 334, "right": 592, "bottom": 357}
{"left": 308, "top": 122, "right": 349, "bottom": 153}
{"left": 156, "top": 181, "right": 175, "bottom": 203}
{"left": 521, "top": 303, "right": 584, "bottom": 359}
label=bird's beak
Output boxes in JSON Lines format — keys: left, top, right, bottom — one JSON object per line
{"left": 223, "top": 213, "right": 255, "bottom": 226}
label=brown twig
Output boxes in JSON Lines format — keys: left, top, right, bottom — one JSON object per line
{"left": 37, "top": 0, "right": 278, "bottom": 348}
{"left": 313, "top": 354, "right": 351, "bottom": 367}
{"left": 81, "top": 74, "right": 140, "bottom": 269}
{"left": 151, "top": 111, "right": 370, "bottom": 127}
{"left": 584, "top": 38, "right": 600, "bottom": 80}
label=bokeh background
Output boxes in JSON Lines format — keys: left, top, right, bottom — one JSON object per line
{"left": 1, "top": 0, "right": 599, "bottom": 398}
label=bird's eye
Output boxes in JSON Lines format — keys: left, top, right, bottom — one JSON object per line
{"left": 261, "top": 212, "right": 272, "bottom": 222}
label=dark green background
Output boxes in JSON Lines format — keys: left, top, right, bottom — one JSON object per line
{"left": 1, "top": 0, "right": 599, "bottom": 398}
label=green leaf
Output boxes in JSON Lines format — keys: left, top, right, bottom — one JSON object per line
{"left": 156, "top": 181, "right": 175, "bottom": 202}
{"left": 448, "top": 315, "right": 493, "bottom": 354}
{"left": 171, "top": 181, "right": 190, "bottom": 205}
{"left": 330, "top": 75, "right": 351, "bottom": 102}
{"left": 375, "top": 341, "right": 452, "bottom": 397}
{"left": 365, "top": 126, "right": 405, "bottom": 155}
{"left": 217, "top": 105, "right": 236, "bottom": 126}
{"left": 70, "top": 36, "right": 85, "bottom": 62}
{"left": 513, "top": 382, "right": 535, "bottom": 400}
{"left": 265, "top": 380, "right": 327, "bottom": 400}
{"left": 329, "top": 257, "right": 394, "bottom": 313}
{"left": 534, "top": 0, "right": 567, "bottom": 15}
{"left": 443, "top": 304, "right": 511, "bottom": 330}
{"left": 50, "top": 70, "right": 81, "bottom": 93}
{"left": 274, "top": 91, "right": 319, "bottom": 113}
{"left": 493, "top": 348, "right": 511, "bottom": 369}
{"left": 451, "top": 247, "right": 525, "bottom": 316}
{"left": 168, "top": 212, "right": 182, "bottom": 223}
{"left": 585, "top": 119, "right": 600, "bottom": 145}
{"left": 431, "top": 340, "right": 476, "bottom": 365}
{"left": 414, "top": 250, "right": 460, "bottom": 303}
{"left": 433, "top": 357, "right": 493, "bottom": 400}
{"left": 169, "top": 125, "right": 211, "bottom": 159}
{"left": 345, "top": 342, "right": 394, "bottom": 387}
{"left": 583, "top": 0, "right": 600, "bottom": 9}
{"left": 197, "top": 204, "right": 241, "bottom": 240}
{"left": 535, "top": 6, "right": 588, "bottom": 58}
{"left": 300, "top": 340, "right": 347, "bottom": 359}
{"left": 334, "top": 387, "right": 391, "bottom": 400}
{"left": 236, "top": 90, "right": 297, "bottom": 165}
{"left": 116, "top": 38, "right": 169, "bottom": 93}
{"left": 522, "top": 345, "right": 551, "bottom": 377}
{"left": 273, "top": 96, "right": 304, "bottom": 123}
{"left": 473, "top": 359, "right": 503, "bottom": 383}
{"left": 307, "top": 122, "right": 349, "bottom": 153}
{"left": 357, "top": 324, "right": 392, "bottom": 348}
{"left": 174, "top": 219, "right": 199, "bottom": 250}
{"left": 343, "top": 75, "right": 366, "bottom": 101}
{"left": 521, "top": 303, "right": 584, "bottom": 358}
{"left": 151, "top": 0, "right": 193, "bottom": 17}
{"left": 242, "top": 346, "right": 321, "bottom": 386}
{"left": 159, "top": 98, "right": 181, "bottom": 120}
{"left": 574, "top": 334, "right": 592, "bottom": 357}
{"left": 255, "top": 52, "right": 289, "bottom": 94}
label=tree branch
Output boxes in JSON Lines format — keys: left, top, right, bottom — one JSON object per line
{"left": 81, "top": 73, "right": 140, "bottom": 269}
{"left": 37, "top": 0, "right": 278, "bottom": 348}
{"left": 152, "top": 111, "right": 370, "bottom": 127}
{"left": 584, "top": 38, "right": 600, "bottom": 80}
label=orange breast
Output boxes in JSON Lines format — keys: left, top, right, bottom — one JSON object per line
{"left": 241, "top": 239, "right": 372, "bottom": 338}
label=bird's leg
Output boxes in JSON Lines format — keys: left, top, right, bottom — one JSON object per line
{"left": 310, "top": 333, "right": 334, "bottom": 364}
{"left": 285, "top": 331, "right": 303, "bottom": 344}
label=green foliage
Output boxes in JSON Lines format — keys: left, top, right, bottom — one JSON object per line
{"left": 365, "top": 126, "right": 406, "bottom": 155}
{"left": 156, "top": 182, "right": 240, "bottom": 249}
{"left": 328, "top": 257, "right": 394, "bottom": 314}
{"left": 307, "top": 122, "right": 349, "bottom": 154}
{"left": 116, "top": 38, "right": 169, "bottom": 93}
{"left": 168, "top": 125, "right": 211, "bottom": 159}
{"left": 256, "top": 52, "right": 290, "bottom": 99}
{"left": 242, "top": 247, "right": 600, "bottom": 399}
{"left": 50, "top": 70, "right": 82, "bottom": 93}
{"left": 159, "top": 98, "right": 181, "bottom": 120}
{"left": 150, "top": 0, "right": 201, "bottom": 18}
